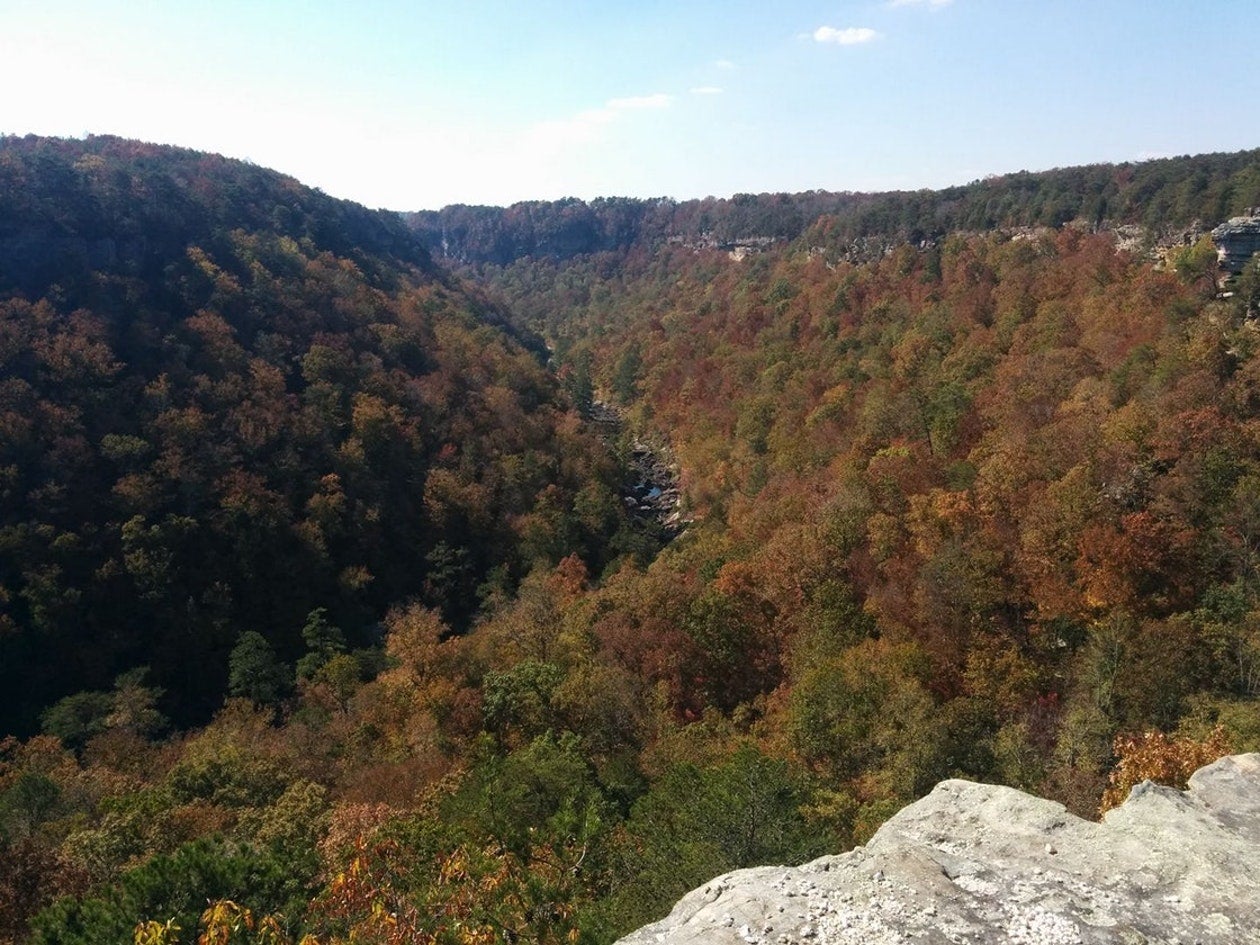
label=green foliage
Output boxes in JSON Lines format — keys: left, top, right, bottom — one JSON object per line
{"left": 295, "top": 610, "right": 346, "bottom": 682}
{"left": 29, "top": 837, "right": 315, "bottom": 945}
{"left": 788, "top": 641, "right": 943, "bottom": 791}
{"left": 564, "top": 351, "right": 595, "bottom": 415}
{"left": 409, "top": 149, "right": 1260, "bottom": 267}
{"left": 310, "top": 653, "right": 362, "bottom": 714}
{"left": 227, "top": 633, "right": 290, "bottom": 708}
{"left": 1177, "top": 694, "right": 1260, "bottom": 752}
{"left": 106, "top": 669, "right": 167, "bottom": 740}
{"left": 234, "top": 780, "right": 329, "bottom": 862}
{"left": 788, "top": 579, "right": 874, "bottom": 667}
{"left": 595, "top": 745, "right": 821, "bottom": 936}
{"left": 991, "top": 721, "right": 1047, "bottom": 792}
{"left": 1171, "top": 235, "right": 1221, "bottom": 294}
{"left": 61, "top": 790, "right": 174, "bottom": 886}
{"left": 682, "top": 589, "right": 771, "bottom": 711}
{"left": 41, "top": 691, "right": 114, "bottom": 752}
{"left": 165, "top": 749, "right": 289, "bottom": 810}
{"left": 443, "top": 732, "right": 612, "bottom": 859}
{"left": 611, "top": 344, "right": 642, "bottom": 404}
{"left": 1235, "top": 255, "right": 1260, "bottom": 317}
{"left": 38, "top": 669, "right": 166, "bottom": 751}
{"left": 421, "top": 542, "right": 477, "bottom": 629}
{"left": 0, "top": 771, "right": 63, "bottom": 841}
{"left": 482, "top": 661, "right": 564, "bottom": 743}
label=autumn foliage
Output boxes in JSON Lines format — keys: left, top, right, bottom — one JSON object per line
{"left": 4, "top": 138, "right": 1260, "bottom": 944}
{"left": 1098, "top": 727, "right": 1232, "bottom": 815}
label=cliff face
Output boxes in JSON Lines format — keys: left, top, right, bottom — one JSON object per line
{"left": 617, "top": 754, "right": 1260, "bottom": 945}
{"left": 1212, "top": 213, "right": 1260, "bottom": 274}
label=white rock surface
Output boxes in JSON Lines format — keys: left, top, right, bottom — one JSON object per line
{"left": 616, "top": 754, "right": 1260, "bottom": 945}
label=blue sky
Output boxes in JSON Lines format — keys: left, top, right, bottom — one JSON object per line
{"left": 3, "top": 1, "right": 1258, "bottom": 210}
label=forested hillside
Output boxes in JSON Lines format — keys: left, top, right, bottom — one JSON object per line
{"left": 0, "top": 135, "right": 629, "bottom": 735}
{"left": 3, "top": 140, "right": 1260, "bottom": 945}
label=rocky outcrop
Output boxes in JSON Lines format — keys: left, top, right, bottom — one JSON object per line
{"left": 617, "top": 754, "right": 1260, "bottom": 945}
{"left": 1212, "top": 212, "right": 1260, "bottom": 274}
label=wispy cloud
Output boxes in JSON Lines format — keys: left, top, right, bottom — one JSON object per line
{"left": 605, "top": 93, "right": 672, "bottom": 111}
{"left": 714, "top": 59, "right": 736, "bottom": 70}
{"left": 888, "top": 0, "right": 953, "bottom": 7}
{"left": 690, "top": 86, "right": 723, "bottom": 95}
{"left": 526, "top": 93, "right": 674, "bottom": 151}
{"left": 813, "top": 26, "right": 879, "bottom": 45}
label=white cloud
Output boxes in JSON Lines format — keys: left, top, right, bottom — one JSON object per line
{"left": 714, "top": 59, "right": 736, "bottom": 70}
{"left": 690, "top": 86, "right": 723, "bottom": 95}
{"left": 813, "top": 26, "right": 879, "bottom": 45}
{"left": 606, "top": 93, "right": 673, "bottom": 111}
{"left": 524, "top": 93, "right": 674, "bottom": 153}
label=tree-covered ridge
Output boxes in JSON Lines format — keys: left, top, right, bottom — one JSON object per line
{"left": 406, "top": 147, "right": 1260, "bottom": 266}
{"left": 0, "top": 135, "right": 431, "bottom": 297}
{"left": 0, "top": 136, "right": 629, "bottom": 736}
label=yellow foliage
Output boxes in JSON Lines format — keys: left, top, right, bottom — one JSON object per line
{"left": 382, "top": 603, "right": 448, "bottom": 680}
{"left": 198, "top": 900, "right": 253, "bottom": 945}
{"left": 134, "top": 919, "right": 181, "bottom": 945}
{"left": 963, "top": 633, "right": 1040, "bottom": 714}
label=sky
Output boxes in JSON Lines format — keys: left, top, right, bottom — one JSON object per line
{"left": 3, "top": 0, "right": 1259, "bottom": 211}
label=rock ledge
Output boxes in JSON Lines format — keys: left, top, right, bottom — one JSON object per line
{"left": 616, "top": 753, "right": 1260, "bottom": 945}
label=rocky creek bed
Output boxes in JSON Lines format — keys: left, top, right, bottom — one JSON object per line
{"left": 588, "top": 400, "right": 690, "bottom": 539}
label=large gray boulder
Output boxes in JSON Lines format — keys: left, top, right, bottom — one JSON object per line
{"left": 616, "top": 754, "right": 1260, "bottom": 945}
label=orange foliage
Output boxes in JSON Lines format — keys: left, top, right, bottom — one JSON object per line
{"left": 1099, "top": 727, "right": 1231, "bottom": 815}
{"left": 545, "top": 554, "right": 590, "bottom": 606}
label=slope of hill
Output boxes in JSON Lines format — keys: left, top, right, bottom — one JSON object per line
{"left": 0, "top": 135, "right": 626, "bottom": 734}
{"left": 0, "top": 135, "right": 430, "bottom": 298}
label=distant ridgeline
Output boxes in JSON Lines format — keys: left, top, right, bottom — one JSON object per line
{"left": 405, "top": 148, "right": 1260, "bottom": 266}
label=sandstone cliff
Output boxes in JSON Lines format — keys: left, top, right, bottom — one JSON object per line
{"left": 1212, "top": 213, "right": 1260, "bottom": 274}
{"left": 617, "top": 754, "right": 1260, "bottom": 945}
